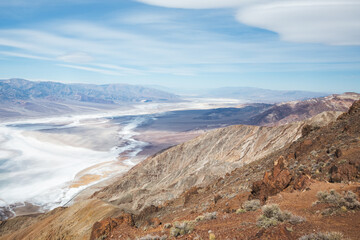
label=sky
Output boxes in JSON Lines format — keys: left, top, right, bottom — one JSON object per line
{"left": 0, "top": 0, "right": 359, "bottom": 93}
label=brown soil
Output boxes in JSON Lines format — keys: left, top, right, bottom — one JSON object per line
{"left": 1, "top": 99, "right": 359, "bottom": 240}
{"left": 89, "top": 100, "right": 360, "bottom": 239}
{"left": 70, "top": 174, "right": 103, "bottom": 188}
{"left": 91, "top": 181, "right": 360, "bottom": 240}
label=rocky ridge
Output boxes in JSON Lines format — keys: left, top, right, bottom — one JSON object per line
{"left": 249, "top": 92, "right": 360, "bottom": 126}
{"left": 92, "top": 111, "right": 341, "bottom": 213}
{"left": 89, "top": 100, "right": 360, "bottom": 240}
{"left": 0, "top": 99, "right": 359, "bottom": 240}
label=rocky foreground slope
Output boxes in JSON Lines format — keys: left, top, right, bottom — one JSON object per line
{"left": 0, "top": 113, "right": 346, "bottom": 239}
{"left": 88, "top": 100, "right": 360, "bottom": 239}
{"left": 0, "top": 99, "right": 359, "bottom": 240}
{"left": 92, "top": 111, "right": 341, "bottom": 213}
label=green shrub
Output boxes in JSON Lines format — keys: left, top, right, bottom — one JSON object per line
{"left": 257, "top": 204, "right": 305, "bottom": 228}
{"left": 163, "top": 223, "right": 172, "bottom": 229}
{"left": 170, "top": 221, "right": 195, "bottom": 237}
{"left": 236, "top": 208, "right": 246, "bottom": 214}
{"left": 195, "top": 215, "right": 205, "bottom": 222}
{"left": 209, "top": 233, "right": 216, "bottom": 240}
{"left": 203, "top": 212, "right": 217, "bottom": 221}
{"left": 243, "top": 199, "right": 261, "bottom": 211}
{"left": 315, "top": 190, "right": 360, "bottom": 215}
{"left": 137, "top": 234, "right": 167, "bottom": 240}
{"left": 298, "top": 232, "right": 343, "bottom": 240}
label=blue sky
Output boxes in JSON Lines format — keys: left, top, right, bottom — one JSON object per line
{"left": 0, "top": 0, "right": 359, "bottom": 93}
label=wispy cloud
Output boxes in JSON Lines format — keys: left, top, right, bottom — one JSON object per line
{"left": 135, "top": 0, "right": 257, "bottom": 9}
{"left": 0, "top": 51, "right": 51, "bottom": 61}
{"left": 136, "top": 0, "right": 360, "bottom": 46}
{"left": 57, "top": 52, "right": 94, "bottom": 63}
{"left": 237, "top": 0, "right": 360, "bottom": 45}
{"left": 57, "top": 64, "right": 125, "bottom": 76}
{"left": 0, "top": 2, "right": 359, "bottom": 84}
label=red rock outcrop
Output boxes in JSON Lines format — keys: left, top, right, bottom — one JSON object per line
{"left": 90, "top": 213, "right": 134, "bottom": 240}
{"left": 250, "top": 156, "right": 293, "bottom": 202}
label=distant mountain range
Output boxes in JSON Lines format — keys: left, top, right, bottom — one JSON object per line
{"left": 3, "top": 98, "right": 359, "bottom": 239}
{"left": 0, "top": 79, "right": 180, "bottom": 104}
{"left": 201, "top": 87, "right": 328, "bottom": 103}
{"left": 147, "top": 85, "right": 330, "bottom": 103}
{"left": 0, "top": 79, "right": 182, "bottom": 120}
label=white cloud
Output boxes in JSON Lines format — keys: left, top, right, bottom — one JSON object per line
{"left": 57, "top": 52, "right": 94, "bottom": 63}
{"left": 57, "top": 64, "right": 125, "bottom": 76}
{"left": 93, "top": 63, "right": 145, "bottom": 75}
{"left": 135, "top": 0, "right": 257, "bottom": 9}
{"left": 136, "top": 0, "right": 360, "bottom": 46}
{"left": 237, "top": 0, "right": 360, "bottom": 45}
{"left": 118, "top": 12, "right": 176, "bottom": 25}
{"left": 56, "top": 22, "right": 138, "bottom": 40}
{"left": 0, "top": 51, "right": 51, "bottom": 61}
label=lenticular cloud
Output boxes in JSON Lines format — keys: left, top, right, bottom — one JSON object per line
{"left": 136, "top": 0, "right": 360, "bottom": 46}
{"left": 136, "top": 0, "right": 258, "bottom": 9}
{"left": 237, "top": 0, "right": 360, "bottom": 46}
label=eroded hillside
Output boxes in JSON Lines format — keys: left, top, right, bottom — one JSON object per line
{"left": 249, "top": 92, "right": 360, "bottom": 126}
{"left": 89, "top": 101, "right": 360, "bottom": 240}
{"left": 92, "top": 111, "right": 341, "bottom": 213}
{"left": 0, "top": 100, "right": 359, "bottom": 240}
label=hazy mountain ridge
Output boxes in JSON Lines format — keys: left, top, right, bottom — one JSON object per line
{"left": 0, "top": 79, "right": 180, "bottom": 103}
{"left": 201, "top": 86, "right": 329, "bottom": 103}
{"left": 0, "top": 78, "right": 182, "bottom": 121}
{"left": 0, "top": 99, "right": 359, "bottom": 239}
{"left": 248, "top": 92, "right": 360, "bottom": 126}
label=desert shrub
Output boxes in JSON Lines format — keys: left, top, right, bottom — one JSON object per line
{"left": 289, "top": 215, "right": 306, "bottom": 225}
{"left": 298, "top": 232, "right": 343, "bottom": 240}
{"left": 236, "top": 208, "right": 246, "bottom": 214}
{"left": 195, "top": 215, "right": 205, "bottom": 222}
{"left": 163, "top": 223, "right": 172, "bottom": 229}
{"left": 209, "top": 233, "right": 216, "bottom": 240}
{"left": 170, "top": 221, "right": 195, "bottom": 237}
{"left": 257, "top": 204, "right": 305, "bottom": 228}
{"left": 343, "top": 191, "right": 360, "bottom": 209}
{"left": 316, "top": 190, "right": 344, "bottom": 207}
{"left": 315, "top": 190, "right": 360, "bottom": 214}
{"left": 203, "top": 212, "right": 217, "bottom": 221}
{"left": 243, "top": 199, "right": 261, "bottom": 211}
{"left": 137, "top": 234, "right": 167, "bottom": 240}
{"left": 194, "top": 212, "right": 217, "bottom": 223}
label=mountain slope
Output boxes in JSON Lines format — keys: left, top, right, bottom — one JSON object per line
{"left": 201, "top": 87, "right": 328, "bottom": 103}
{"left": 0, "top": 99, "right": 359, "bottom": 240}
{"left": 92, "top": 111, "right": 341, "bottom": 212}
{"left": 89, "top": 101, "right": 360, "bottom": 240}
{"left": 0, "top": 110, "right": 342, "bottom": 240}
{"left": 248, "top": 92, "right": 360, "bottom": 126}
{"left": 0, "top": 79, "right": 180, "bottom": 103}
{"left": 0, "top": 78, "right": 181, "bottom": 121}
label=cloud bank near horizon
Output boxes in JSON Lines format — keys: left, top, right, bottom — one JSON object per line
{"left": 0, "top": 0, "right": 359, "bottom": 92}
{"left": 137, "top": 0, "right": 360, "bottom": 46}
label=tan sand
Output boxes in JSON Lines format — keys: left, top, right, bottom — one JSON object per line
{"left": 70, "top": 174, "right": 103, "bottom": 188}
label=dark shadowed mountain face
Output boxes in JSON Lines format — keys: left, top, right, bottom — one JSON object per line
{"left": 248, "top": 92, "right": 360, "bottom": 126}
{"left": 201, "top": 87, "right": 328, "bottom": 103}
{"left": 0, "top": 79, "right": 180, "bottom": 104}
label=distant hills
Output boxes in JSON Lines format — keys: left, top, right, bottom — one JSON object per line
{"left": 0, "top": 79, "right": 180, "bottom": 104}
{"left": 0, "top": 79, "right": 182, "bottom": 120}
{"left": 248, "top": 92, "right": 360, "bottom": 126}
{"left": 201, "top": 87, "right": 328, "bottom": 103}
{"left": 3, "top": 98, "right": 359, "bottom": 239}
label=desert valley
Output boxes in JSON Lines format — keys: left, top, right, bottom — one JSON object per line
{"left": 0, "top": 79, "right": 359, "bottom": 239}
{"left": 1, "top": 0, "right": 360, "bottom": 239}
